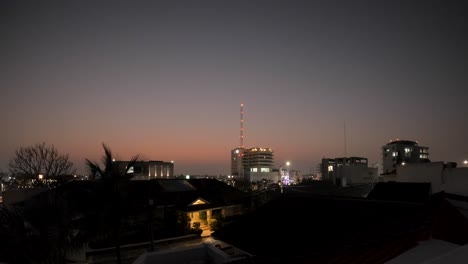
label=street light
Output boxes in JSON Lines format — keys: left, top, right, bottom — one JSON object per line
{"left": 280, "top": 161, "right": 291, "bottom": 186}
{"left": 464, "top": 160, "right": 468, "bottom": 167}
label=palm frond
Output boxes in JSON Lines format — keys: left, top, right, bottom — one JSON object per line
{"left": 125, "top": 154, "right": 140, "bottom": 174}
{"left": 85, "top": 159, "right": 103, "bottom": 179}
{"left": 102, "top": 143, "right": 115, "bottom": 175}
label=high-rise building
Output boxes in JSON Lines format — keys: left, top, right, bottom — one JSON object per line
{"left": 231, "top": 147, "right": 245, "bottom": 179}
{"left": 230, "top": 104, "right": 278, "bottom": 182}
{"left": 230, "top": 147, "right": 277, "bottom": 182}
{"left": 382, "top": 140, "right": 429, "bottom": 174}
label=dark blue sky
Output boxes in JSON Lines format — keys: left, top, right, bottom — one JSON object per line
{"left": 1, "top": 0, "right": 467, "bottom": 175}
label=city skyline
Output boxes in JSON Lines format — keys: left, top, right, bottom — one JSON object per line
{"left": 1, "top": 0, "right": 467, "bottom": 175}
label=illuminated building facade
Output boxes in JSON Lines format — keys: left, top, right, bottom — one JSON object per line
{"left": 231, "top": 148, "right": 245, "bottom": 179}
{"left": 230, "top": 147, "right": 277, "bottom": 182}
{"left": 382, "top": 140, "right": 430, "bottom": 174}
{"left": 114, "top": 160, "right": 174, "bottom": 180}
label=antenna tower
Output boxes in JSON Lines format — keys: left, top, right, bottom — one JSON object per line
{"left": 344, "top": 121, "right": 347, "bottom": 157}
{"left": 240, "top": 104, "right": 244, "bottom": 148}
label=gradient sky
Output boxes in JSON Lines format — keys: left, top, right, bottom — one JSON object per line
{"left": 1, "top": 0, "right": 467, "bottom": 176}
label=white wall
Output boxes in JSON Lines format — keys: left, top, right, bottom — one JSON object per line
{"left": 396, "top": 162, "right": 468, "bottom": 196}
{"left": 396, "top": 162, "right": 444, "bottom": 192}
{"left": 335, "top": 166, "right": 378, "bottom": 187}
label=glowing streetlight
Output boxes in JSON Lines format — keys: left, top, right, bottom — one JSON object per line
{"left": 464, "top": 160, "right": 468, "bottom": 167}
{"left": 280, "top": 161, "right": 292, "bottom": 186}
{"left": 38, "top": 174, "right": 43, "bottom": 180}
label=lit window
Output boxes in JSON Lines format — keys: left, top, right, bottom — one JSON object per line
{"left": 260, "top": 168, "right": 270, "bottom": 172}
{"left": 328, "top": 166, "right": 333, "bottom": 172}
{"left": 392, "top": 152, "right": 398, "bottom": 157}
{"left": 405, "top": 148, "right": 411, "bottom": 153}
{"left": 251, "top": 168, "right": 258, "bottom": 172}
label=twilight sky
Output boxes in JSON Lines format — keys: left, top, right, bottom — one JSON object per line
{"left": 1, "top": 0, "right": 467, "bottom": 175}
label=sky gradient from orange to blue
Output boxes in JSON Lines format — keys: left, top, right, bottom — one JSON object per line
{"left": 1, "top": 0, "right": 467, "bottom": 175}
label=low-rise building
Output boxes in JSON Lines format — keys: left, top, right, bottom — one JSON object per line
{"left": 320, "top": 157, "right": 379, "bottom": 187}
{"left": 114, "top": 160, "right": 175, "bottom": 180}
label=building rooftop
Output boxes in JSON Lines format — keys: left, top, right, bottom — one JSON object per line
{"left": 385, "top": 140, "right": 419, "bottom": 146}
{"left": 132, "top": 238, "right": 253, "bottom": 264}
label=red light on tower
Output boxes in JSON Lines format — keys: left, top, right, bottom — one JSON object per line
{"left": 240, "top": 103, "right": 244, "bottom": 148}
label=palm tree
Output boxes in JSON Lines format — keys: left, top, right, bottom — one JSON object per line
{"left": 85, "top": 143, "right": 139, "bottom": 264}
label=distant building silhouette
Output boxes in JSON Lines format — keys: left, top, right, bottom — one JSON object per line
{"left": 114, "top": 160, "right": 174, "bottom": 180}
{"left": 230, "top": 147, "right": 277, "bottom": 182}
{"left": 382, "top": 139, "right": 430, "bottom": 174}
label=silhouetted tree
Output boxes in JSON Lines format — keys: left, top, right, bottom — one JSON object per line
{"left": 8, "top": 142, "right": 75, "bottom": 182}
{"left": 85, "top": 143, "right": 139, "bottom": 264}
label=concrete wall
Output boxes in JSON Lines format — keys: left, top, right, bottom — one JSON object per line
{"left": 396, "top": 162, "right": 444, "bottom": 191}
{"left": 133, "top": 245, "right": 208, "bottom": 264}
{"left": 335, "top": 166, "right": 378, "bottom": 187}
{"left": 132, "top": 243, "right": 237, "bottom": 264}
{"left": 395, "top": 162, "right": 468, "bottom": 196}
{"left": 442, "top": 167, "right": 468, "bottom": 196}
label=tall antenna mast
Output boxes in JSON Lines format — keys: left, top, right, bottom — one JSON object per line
{"left": 240, "top": 103, "right": 244, "bottom": 148}
{"left": 344, "top": 121, "right": 347, "bottom": 157}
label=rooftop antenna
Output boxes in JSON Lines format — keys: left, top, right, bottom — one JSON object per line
{"left": 240, "top": 103, "right": 244, "bottom": 148}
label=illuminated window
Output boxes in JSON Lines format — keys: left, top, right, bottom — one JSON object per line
{"left": 392, "top": 152, "right": 398, "bottom": 157}
{"left": 128, "top": 166, "right": 134, "bottom": 173}
{"left": 328, "top": 166, "right": 333, "bottom": 172}
{"left": 260, "top": 168, "right": 270, "bottom": 172}
{"left": 251, "top": 168, "right": 258, "bottom": 172}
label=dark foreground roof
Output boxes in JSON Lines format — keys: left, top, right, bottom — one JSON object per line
{"left": 213, "top": 193, "right": 431, "bottom": 264}
{"left": 124, "top": 179, "right": 247, "bottom": 211}
{"left": 367, "top": 182, "right": 432, "bottom": 203}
